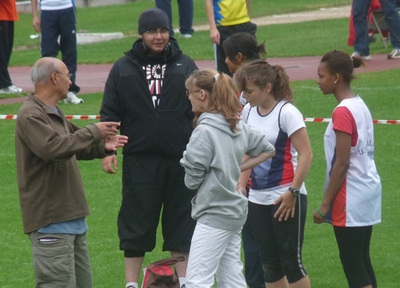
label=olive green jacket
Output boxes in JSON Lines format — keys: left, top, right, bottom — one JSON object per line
{"left": 15, "top": 94, "right": 107, "bottom": 234}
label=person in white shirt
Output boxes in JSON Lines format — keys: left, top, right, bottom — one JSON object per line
{"left": 31, "top": 0, "right": 83, "bottom": 104}
{"left": 236, "top": 59, "right": 312, "bottom": 288}
{"left": 315, "top": 50, "right": 381, "bottom": 288}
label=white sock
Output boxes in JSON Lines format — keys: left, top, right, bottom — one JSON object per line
{"left": 179, "top": 277, "right": 186, "bottom": 286}
{"left": 126, "top": 282, "right": 138, "bottom": 288}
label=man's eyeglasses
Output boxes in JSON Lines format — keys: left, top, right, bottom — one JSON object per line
{"left": 56, "top": 72, "right": 72, "bottom": 79}
{"left": 144, "top": 28, "right": 169, "bottom": 36}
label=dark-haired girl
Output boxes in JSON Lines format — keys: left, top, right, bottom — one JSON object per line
{"left": 223, "top": 32, "right": 266, "bottom": 75}
{"left": 314, "top": 50, "right": 381, "bottom": 288}
{"left": 223, "top": 32, "right": 266, "bottom": 107}
{"left": 223, "top": 32, "right": 267, "bottom": 288}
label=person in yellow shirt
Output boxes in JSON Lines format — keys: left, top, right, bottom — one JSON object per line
{"left": 205, "top": 0, "right": 257, "bottom": 77}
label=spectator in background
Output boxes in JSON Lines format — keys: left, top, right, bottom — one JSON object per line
{"left": 351, "top": 0, "right": 400, "bottom": 60}
{"left": 205, "top": 0, "right": 257, "bottom": 77}
{"left": 0, "top": 0, "right": 23, "bottom": 94}
{"left": 348, "top": 0, "right": 389, "bottom": 47}
{"left": 156, "top": 0, "right": 194, "bottom": 38}
{"left": 31, "top": 0, "right": 84, "bottom": 103}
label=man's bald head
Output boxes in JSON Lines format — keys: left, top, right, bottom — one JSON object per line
{"left": 30, "top": 57, "right": 65, "bottom": 86}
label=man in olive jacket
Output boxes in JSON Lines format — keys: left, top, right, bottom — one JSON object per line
{"left": 15, "top": 57, "right": 128, "bottom": 287}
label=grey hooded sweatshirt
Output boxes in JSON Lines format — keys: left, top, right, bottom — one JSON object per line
{"left": 180, "top": 112, "right": 275, "bottom": 231}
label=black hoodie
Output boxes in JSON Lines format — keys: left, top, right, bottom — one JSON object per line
{"left": 100, "top": 37, "right": 198, "bottom": 158}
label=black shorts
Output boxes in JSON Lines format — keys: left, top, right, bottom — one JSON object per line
{"left": 248, "top": 194, "right": 308, "bottom": 283}
{"left": 118, "top": 154, "right": 196, "bottom": 257}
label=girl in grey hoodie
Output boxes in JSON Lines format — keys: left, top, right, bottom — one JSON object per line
{"left": 180, "top": 69, "right": 275, "bottom": 288}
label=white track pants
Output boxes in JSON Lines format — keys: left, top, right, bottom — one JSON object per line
{"left": 185, "top": 222, "right": 246, "bottom": 288}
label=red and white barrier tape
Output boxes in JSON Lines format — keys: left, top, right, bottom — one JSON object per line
{"left": 65, "top": 115, "right": 100, "bottom": 120}
{"left": 372, "top": 119, "right": 400, "bottom": 125}
{"left": 1, "top": 115, "right": 400, "bottom": 124}
{"left": 0, "top": 115, "right": 100, "bottom": 120}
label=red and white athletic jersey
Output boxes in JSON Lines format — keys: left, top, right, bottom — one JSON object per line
{"left": 241, "top": 101, "right": 307, "bottom": 205}
{"left": 324, "top": 96, "right": 381, "bottom": 227}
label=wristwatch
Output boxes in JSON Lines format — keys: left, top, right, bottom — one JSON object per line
{"left": 288, "top": 187, "right": 300, "bottom": 197}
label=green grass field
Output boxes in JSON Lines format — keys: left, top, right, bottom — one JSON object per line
{"left": 11, "top": 0, "right": 354, "bottom": 66}
{"left": 2, "top": 0, "right": 400, "bottom": 287}
{"left": 1, "top": 70, "right": 399, "bottom": 287}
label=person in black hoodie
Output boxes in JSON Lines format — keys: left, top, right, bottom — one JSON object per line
{"left": 100, "top": 8, "right": 197, "bottom": 288}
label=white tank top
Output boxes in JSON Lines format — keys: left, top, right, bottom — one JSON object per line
{"left": 324, "top": 96, "right": 381, "bottom": 227}
{"left": 40, "top": 0, "right": 73, "bottom": 11}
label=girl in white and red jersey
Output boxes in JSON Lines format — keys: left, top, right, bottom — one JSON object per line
{"left": 314, "top": 50, "right": 381, "bottom": 288}
{"left": 235, "top": 59, "right": 313, "bottom": 288}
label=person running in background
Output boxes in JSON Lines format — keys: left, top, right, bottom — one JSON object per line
{"left": 181, "top": 69, "right": 275, "bottom": 288}
{"left": 205, "top": 0, "right": 257, "bottom": 77}
{"left": 156, "top": 0, "right": 194, "bottom": 38}
{"left": 223, "top": 31, "right": 266, "bottom": 288}
{"left": 235, "top": 59, "right": 313, "bottom": 288}
{"left": 315, "top": 50, "right": 381, "bottom": 288}
{"left": 31, "top": 0, "right": 84, "bottom": 103}
{"left": 0, "top": 0, "right": 23, "bottom": 94}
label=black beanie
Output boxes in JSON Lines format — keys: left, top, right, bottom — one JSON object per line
{"left": 138, "top": 8, "right": 169, "bottom": 35}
